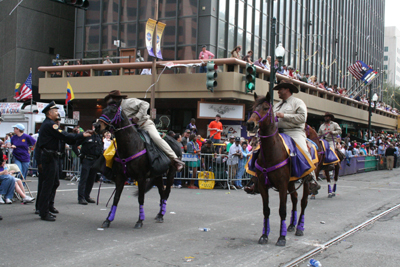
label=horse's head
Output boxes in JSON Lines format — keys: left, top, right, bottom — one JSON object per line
{"left": 246, "top": 92, "right": 274, "bottom": 133}
{"left": 94, "top": 100, "right": 122, "bottom": 135}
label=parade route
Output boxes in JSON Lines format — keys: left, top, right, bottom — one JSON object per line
{"left": 1, "top": 168, "right": 400, "bottom": 267}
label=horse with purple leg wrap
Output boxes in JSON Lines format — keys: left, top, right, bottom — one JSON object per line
{"left": 94, "top": 100, "right": 180, "bottom": 229}
{"left": 246, "top": 93, "right": 311, "bottom": 246}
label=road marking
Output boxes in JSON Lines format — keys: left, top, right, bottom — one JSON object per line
{"left": 28, "top": 186, "right": 133, "bottom": 194}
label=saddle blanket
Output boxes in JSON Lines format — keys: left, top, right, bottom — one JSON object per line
{"left": 246, "top": 133, "right": 316, "bottom": 181}
{"left": 320, "top": 139, "right": 340, "bottom": 165}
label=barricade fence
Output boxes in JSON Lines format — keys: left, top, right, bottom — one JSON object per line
{"left": 1, "top": 146, "right": 397, "bottom": 189}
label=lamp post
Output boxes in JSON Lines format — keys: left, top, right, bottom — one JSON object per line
{"left": 368, "top": 84, "right": 379, "bottom": 141}
{"left": 269, "top": 42, "right": 286, "bottom": 103}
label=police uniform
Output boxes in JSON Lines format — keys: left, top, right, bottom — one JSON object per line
{"left": 317, "top": 113, "right": 342, "bottom": 148}
{"left": 76, "top": 130, "right": 103, "bottom": 204}
{"left": 37, "top": 101, "right": 85, "bottom": 221}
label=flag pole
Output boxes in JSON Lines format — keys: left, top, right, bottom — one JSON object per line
{"left": 30, "top": 68, "right": 33, "bottom": 113}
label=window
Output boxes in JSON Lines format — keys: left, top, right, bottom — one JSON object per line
{"left": 384, "top": 65, "right": 388, "bottom": 70}
{"left": 384, "top": 46, "right": 388, "bottom": 52}
{"left": 384, "top": 55, "right": 388, "bottom": 61}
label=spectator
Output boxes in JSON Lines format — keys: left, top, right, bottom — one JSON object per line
{"left": 377, "top": 142, "right": 385, "bottom": 157}
{"left": 288, "top": 66, "right": 296, "bottom": 79}
{"left": 208, "top": 114, "right": 223, "bottom": 145}
{"left": 103, "top": 132, "right": 112, "bottom": 151}
{"left": 235, "top": 141, "right": 250, "bottom": 189}
{"left": 0, "top": 162, "right": 16, "bottom": 204}
{"left": 181, "top": 129, "right": 191, "bottom": 151}
{"left": 300, "top": 73, "right": 310, "bottom": 83}
{"left": 230, "top": 46, "right": 242, "bottom": 59}
{"left": 196, "top": 135, "right": 204, "bottom": 149}
{"left": 141, "top": 68, "right": 152, "bottom": 75}
{"left": 226, "top": 136, "right": 235, "bottom": 152}
{"left": 254, "top": 57, "right": 264, "bottom": 69}
{"left": 173, "top": 134, "right": 184, "bottom": 188}
{"left": 103, "top": 56, "right": 113, "bottom": 76}
{"left": 186, "top": 134, "right": 200, "bottom": 189}
{"left": 295, "top": 70, "right": 302, "bottom": 80}
{"left": 385, "top": 144, "right": 396, "bottom": 170}
{"left": 186, "top": 118, "right": 197, "bottom": 135}
{"left": 199, "top": 45, "right": 215, "bottom": 73}
{"left": 201, "top": 139, "right": 216, "bottom": 171}
{"left": 11, "top": 123, "right": 36, "bottom": 180}
{"left": 281, "top": 65, "right": 289, "bottom": 76}
{"left": 265, "top": 56, "right": 271, "bottom": 70}
{"left": 227, "top": 137, "right": 241, "bottom": 187}
{"left": 360, "top": 144, "right": 367, "bottom": 155}
{"left": 308, "top": 75, "right": 317, "bottom": 86}
{"left": 242, "top": 51, "right": 253, "bottom": 64}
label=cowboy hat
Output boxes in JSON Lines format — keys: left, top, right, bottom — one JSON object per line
{"left": 273, "top": 79, "right": 299, "bottom": 93}
{"left": 104, "top": 90, "right": 128, "bottom": 102}
{"left": 324, "top": 112, "right": 335, "bottom": 120}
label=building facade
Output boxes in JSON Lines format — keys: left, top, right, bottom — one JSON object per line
{"left": 75, "top": 0, "right": 385, "bottom": 89}
{"left": 384, "top": 26, "right": 400, "bottom": 87}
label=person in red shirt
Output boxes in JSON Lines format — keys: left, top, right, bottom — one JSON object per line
{"left": 208, "top": 114, "right": 223, "bottom": 153}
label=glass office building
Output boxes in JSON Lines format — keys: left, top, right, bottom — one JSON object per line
{"left": 75, "top": 0, "right": 384, "bottom": 88}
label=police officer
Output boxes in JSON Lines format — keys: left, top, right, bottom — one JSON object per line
{"left": 37, "top": 101, "right": 92, "bottom": 221}
{"left": 76, "top": 120, "right": 103, "bottom": 205}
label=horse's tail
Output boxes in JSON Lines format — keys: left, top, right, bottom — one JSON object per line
{"left": 133, "top": 176, "right": 158, "bottom": 196}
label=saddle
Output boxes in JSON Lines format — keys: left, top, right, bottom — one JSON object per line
{"left": 137, "top": 129, "right": 171, "bottom": 176}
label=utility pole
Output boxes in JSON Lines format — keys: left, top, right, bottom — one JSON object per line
{"left": 150, "top": 0, "right": 159, "bottom": 120}
{"left": 269, "top": 17, "right": 276, "bottom": 103}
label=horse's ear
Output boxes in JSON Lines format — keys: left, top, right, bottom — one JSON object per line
{"left": 254, "top": 92, "right": 258, "bottom": 101}
{"left": 266, "top": 92, "right": 271, "bottom": 103}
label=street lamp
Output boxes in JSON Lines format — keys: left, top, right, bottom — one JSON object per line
{"left": 367, "top": 87, "right": 378, "bottom": 141}
{"left": 269, "top": 42, "right": 286, "bottom": 103}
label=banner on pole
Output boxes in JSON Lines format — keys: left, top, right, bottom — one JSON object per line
{"left": 37, "top": 102, "right": 66, "bottom": 118}
{"left": 146, "top": 18, "right": 157, "bottom": 57}
{"left": 156, "top": 21, "right": 166, "bottom": 59}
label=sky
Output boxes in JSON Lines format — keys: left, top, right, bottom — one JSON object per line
{"left": 385, "top": 0, "right": 400, "bottom": 28}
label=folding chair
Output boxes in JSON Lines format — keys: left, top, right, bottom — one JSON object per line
{"left": 6, "top": 164, "right": 34, "bottom": 200}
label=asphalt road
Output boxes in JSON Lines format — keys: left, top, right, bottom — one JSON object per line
{"left": 1, "top": 168, "right": 400, "bottom": 267}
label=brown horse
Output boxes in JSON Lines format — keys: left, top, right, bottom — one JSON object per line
{"left": 305, "top": 124, "right": 341, "bottom": 198}
{"left": 246, "top": 92, "right": 310, "bottom": 246}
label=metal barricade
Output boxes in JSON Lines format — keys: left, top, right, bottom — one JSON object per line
{"left": 61, "top": 147, "right": 81, "bottom": 181}
{"left": 178, "top": 153, "right": 253, "bottom": 190}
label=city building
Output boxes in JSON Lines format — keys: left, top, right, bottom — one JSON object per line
{"left": 384, "top": 26, "right": 400, "bottom": 87}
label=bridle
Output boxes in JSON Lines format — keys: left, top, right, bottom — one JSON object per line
{"left": 252, "top": 102, "right": 279, "bottom": 139}
{"left": 99, "top": 105, "right": 135, "bottom": 134}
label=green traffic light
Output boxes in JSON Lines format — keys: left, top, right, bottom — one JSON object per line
{"left": 245, "top": 63, "right": 256, "bottom": 93}
{"left": 206, "top": 61, "right": 217, "bottom": 92}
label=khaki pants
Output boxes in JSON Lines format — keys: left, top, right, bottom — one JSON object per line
{"left": 283, "top": 129, "right": 312, "bottom": 160}
{"left": 140, "top": 120, "right": 177, "bottom": 160}
{"left": 386, "top": 155, "right": 394, "bottom": 170}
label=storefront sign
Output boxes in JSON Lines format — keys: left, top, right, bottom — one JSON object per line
{"left": 207, "top": 124, "right": 242, "bottom": 138}
{"left": 197, "top": 102, "right": 245, "bottom": 121}
{"left": 73, "top": 111, "right": 80, "bottom": 120}
{"left": 63, "top": 118, "right": 78, "bottom": 125}
{"left": 0, "top": 103, "right": 23, "bottom": 114}
{"left": 37, "top": 102, "right": 66, "bottom": 117}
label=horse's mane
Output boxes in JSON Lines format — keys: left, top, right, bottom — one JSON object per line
{"left": 253, "top": 96, "right": 269, "bottom": 109}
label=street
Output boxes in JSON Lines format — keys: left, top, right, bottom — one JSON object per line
{"left": 1, "top": 168, "right": 400, "bottom": 267}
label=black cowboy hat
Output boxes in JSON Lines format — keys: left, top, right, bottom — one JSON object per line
{"left": 273, "top": 79, "right": 299, "bottom": 94}
{"left": 104, "top": 90, "right": 128, "bottom": 102}
{"left": 324, "top": 112, "right": 335, "bottom": 120}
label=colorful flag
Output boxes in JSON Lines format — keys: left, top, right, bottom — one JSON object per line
{"left": 347, "top": 60, "right": 377, "bottom": 85}
{"left": 15, "top": 73, "right": 32, "bottom": 101}
{"left": 14, "top": 83, "right": 21, "bottom": 99}
{"left": 65, "top": 81, "right": 75, "bottom": 106}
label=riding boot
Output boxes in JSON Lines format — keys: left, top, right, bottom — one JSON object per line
{"left": 173, "top": 158, "right": 185, "bottom": 171}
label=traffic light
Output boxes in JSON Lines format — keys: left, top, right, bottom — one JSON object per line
{"left": 50, "top": 0, "right": 89, "bottom": 10}
{"left": 206, "top": 61, "right": 218, "bottom": 92}
{"left": 245, "top": 63, "right": 256, "bottom": 93}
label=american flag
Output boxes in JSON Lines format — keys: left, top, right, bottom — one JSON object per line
{"left": 15, "top": 72, "right": 32, "bottom": 101}
{"left": 347, "top": 60, "right": 377, "bottom": 85}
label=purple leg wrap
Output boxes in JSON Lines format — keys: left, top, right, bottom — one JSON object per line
{"left": 139, "top": 205, "right": 145, "bottom": 221}
{"left": 262, "top": 218, "right": 270, "bottom": 236}
{"left": 297, "top": 215, "right": 305, "bottom": 231}
{"left": 107, "top": 205, "right": 117, "bottom": 221}
{"left": 159, "top": 200, "right": 167, "bottom": 216}
{"left": 280, "top": 220, "right": 287, "bottom": 236}
{"left": 328, "top": 184, "right": 332, "bottom": 193}
{"left": 290, "top": 210, "right": 297, "bottom": 226}
{"left": 333, "top": 184, "right": 337, "bottom": 192}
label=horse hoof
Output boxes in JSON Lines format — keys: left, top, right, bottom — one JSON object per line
{"left": 295, "top": 229, "right": 304, "bottom": 236}
{"left": 275, "top": 237, "right": 286, "bottom": 246}
{"left": 328, "top": 193, "right": 333, "bottom": 198}
{"left": 332, "top": 192, "right": 336, "bottom": 197}
{"left": 310, "top": 195, "right": 316, "bottom": 200}
{"left": 258, "top": 235, "right": 268, "bottom": 245}
{"left": 287, "top": 225, "right": 296, "bottom": 232}
{"left": 102, "top": 220, "right": 110, "bottom": 228}
{"left": 155, "top": 216, "right": 164, "bottom": 223}
{"left": 134, "top": 221, "right": 143, "bottom": 229}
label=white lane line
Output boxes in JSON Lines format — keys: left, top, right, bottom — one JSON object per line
{"left": 28, "top": 186, "right": 134, "bottom": 194}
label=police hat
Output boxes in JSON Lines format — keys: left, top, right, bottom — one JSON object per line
{"left": 42, "top": 101, "right": 59, "bottom": 114}
{"left": 273, "top": 79, "right": 299, "bottom": 94}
